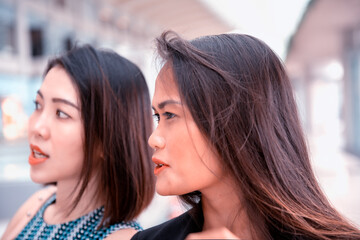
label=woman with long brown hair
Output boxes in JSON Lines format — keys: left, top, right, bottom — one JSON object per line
{"left": 131, "top": 31, "right": 360, "bottom": 239}
{"left": 2, "top": 45, "right": 155, "bottom": 240}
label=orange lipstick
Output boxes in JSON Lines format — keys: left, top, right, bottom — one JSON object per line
{"left": 152, "top": 158, "right": 169, "bottom": 175}
{"left": 29, "top": 144, "right": 49, "bottom": 166}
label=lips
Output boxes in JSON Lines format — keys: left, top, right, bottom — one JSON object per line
{"left": 152, "top": 157, "right": 169, "bottom": 175}
{"left": 28, "top": 144, "right": 49, "bottom": 166}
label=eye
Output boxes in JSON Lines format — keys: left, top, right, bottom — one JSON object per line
{"left": 56, "top": 109, "right": 70, "bottom": 119}
{"left": 33, "top": 100, "right": 41, "bottom": 110}
{"left": 163, "top": 112, "right": 176, "bottom": 120}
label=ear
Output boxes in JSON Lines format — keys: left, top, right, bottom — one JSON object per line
{"left": 96, "top": 143, "right": 104, "bottom": 160}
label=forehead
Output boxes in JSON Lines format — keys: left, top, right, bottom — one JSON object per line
{"left": 41, "top": 66, "right": 78, "bottom": 98}
{"left": 153, "top": 64, "right": 180, "bottom": 103}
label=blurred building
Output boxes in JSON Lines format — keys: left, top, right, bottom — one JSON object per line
{"left": 286, "top": 0, "right": 360, "bottom": 157}
{"left": 285, "top": 0, "right": 360, "bottom": 225}
{"left": 0, "top": 0, "right": 231, "bottom": 228}
{"left": 0, "top": 0, "right": 152, "bottom": 142}
{"left": 0, "top": 0, "right": 231, "bottom": 140}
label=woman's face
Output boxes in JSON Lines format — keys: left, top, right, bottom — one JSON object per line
{"left": 149, "top": 65, "right": 224, "bottom": 196}
{"left": 28, "top": 66, "right": 84, "bottom": 184}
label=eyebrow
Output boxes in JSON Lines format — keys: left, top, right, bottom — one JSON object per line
{"left": 37, "top": 90, "right": 79, "bottom": 110}
{"left": 153, "top": 100, "right": 182, "bottom": 110}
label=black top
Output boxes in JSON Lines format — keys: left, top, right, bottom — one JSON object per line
{"left": 131, "top": 208, "right": 203, "bottom": 240}
{"left": 132, "top": 206, "right": 312, "bottom": 240}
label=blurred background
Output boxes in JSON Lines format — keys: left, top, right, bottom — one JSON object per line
{"left": 0, "top": 0, "right": 360, "bottom": 235}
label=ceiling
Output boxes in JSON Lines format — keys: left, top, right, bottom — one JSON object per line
{"left": 109, "top": 0, "right": 232, "bottom": 40}
{"left": 286, "top": 0, "right": 360, "bottom": 70}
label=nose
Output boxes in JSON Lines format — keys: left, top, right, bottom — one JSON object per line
{"left": 148, "top": 128, "right": 165, "bottom": 150}
{"left": 28, "top": 112, "right": 50, "bottom": 140}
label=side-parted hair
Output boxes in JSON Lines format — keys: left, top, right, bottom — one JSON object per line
{"left": 156, "top": 31, "right": 360, "bottom": 239}
{"left": 45, "top": 45, "right": 155, "bottom": 227}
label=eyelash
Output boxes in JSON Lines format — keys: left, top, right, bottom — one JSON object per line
{"left": 33, "top": 100, "right": 41, "bottom": 110}
{"left": 153, "top": 113, "right": 160, "bottom": 123}
{"left": 152, "top": 112, "right": 176, "bottom": 123}
{"left": 56, "top": 109, "right": 70, "bottom": 119}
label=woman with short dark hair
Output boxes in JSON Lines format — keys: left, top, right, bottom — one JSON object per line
{"left": 132, "top": 31, "right": 360, "bottom": 240}
{"left": 2, "top": 45, "right": 155, "bottom": 240}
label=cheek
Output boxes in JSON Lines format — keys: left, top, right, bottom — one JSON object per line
{"left": 169, "top": 133, "right": 210, "bottom": 177}
{"left": 58, "top": 138, "right": 84, "bottom": 177}
{"left": 195, "top": 144, "right": 222, "bottom": 176}
{"left": 169, "top": 131, "right": 193, "bottom": 167}
{"left": 186, "top": 125, "right": 222, "bottom": 177}
{"left": 53, "top": 124, "right": 84, "bottom": 163}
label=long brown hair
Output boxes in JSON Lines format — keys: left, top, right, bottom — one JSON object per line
{"left": 45, "top": 45, "right": 155, "bottom": 227}
{"left": 156, "top": 31, "right": 360, "bottom": 239}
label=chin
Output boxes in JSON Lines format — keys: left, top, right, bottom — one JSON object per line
{"left": 156, "top": 183, "right": 175, "bottom": 196}
{"left": 30, "top": 176, "right": 48, "bottom": 184}
{"left": 30, "top": 170, "right": 52, "bottom": 184}
{"left": 156, "top": 188, "right": 171, "bottom": 196}
{"left": 156, "top": 184, "right": 189, "bottom": 196}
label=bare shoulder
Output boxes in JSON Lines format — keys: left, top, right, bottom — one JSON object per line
{"left": 1, "top": 185, "right": 57, "bottom": 240}
{"left": 104, "top": 228, "right": 138, "bottom": 240}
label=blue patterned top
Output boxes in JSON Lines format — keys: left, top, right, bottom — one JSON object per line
{"left": 16, "top": 194, "right": 142, "bottom": 240}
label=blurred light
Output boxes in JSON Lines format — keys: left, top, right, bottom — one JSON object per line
{"left": 99, "top": 6, "right": 113, "bottom": 22}
{"left": 2, "top": 97, "right": 20, "bottom": 116}
{"left": 3, "top": 123, "right": 19, "bottom": 140}
{"left": 115, "top": 43, "right": 132, "bottom": 59}
{"left": 323, "top": 60, "right": 344, "bottom": 81}
{"left": 3, "top": 164, "right": 20, "bottom": 180}
{"left": 1, "top": 97, "right": 28, "bottom": 140}
{"left": 115, "top": 15, "right": 129, "bottom": 30}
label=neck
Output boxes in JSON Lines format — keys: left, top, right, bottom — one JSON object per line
{"left": 201, "top": 178, "right": 253, "bottom": 239}
{"left": 44, "top": 176, "right": 102, "bottom": 224}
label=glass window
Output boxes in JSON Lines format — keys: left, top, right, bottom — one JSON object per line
{"left": 45, "top": 21, "right": 74, "bottom": 55}
{"left": 0, "top": 2, "right": 17, "bottom": 56}
{"left": 27, "top": 11, "right": 47, "bottom": 58}
{"left": 348, "top": 51, "right": 360, "bottom": 155}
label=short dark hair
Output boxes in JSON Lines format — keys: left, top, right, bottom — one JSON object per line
{"left": 45, "top": 45, "right": 155, "bottom": 226}
{"left": 156, "top": 31, "right": 360, "bottom": 239}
